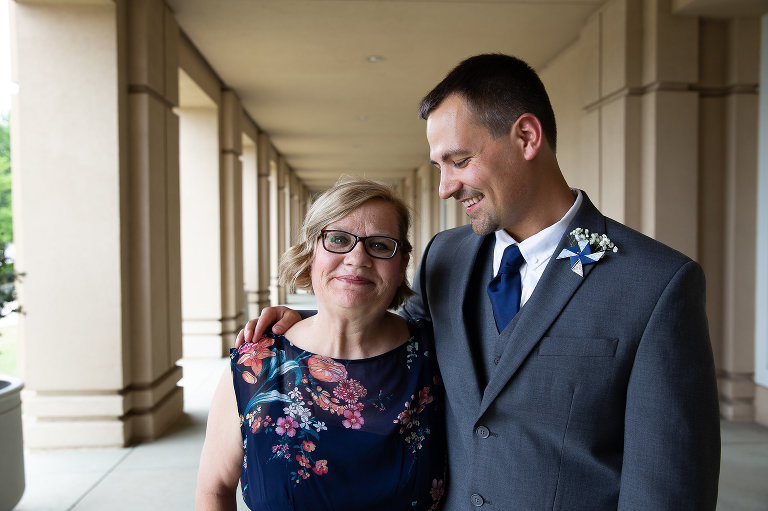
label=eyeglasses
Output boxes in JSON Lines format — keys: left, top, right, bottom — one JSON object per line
{"left": 319, "top": 230, "right": 401, "bottom": 259}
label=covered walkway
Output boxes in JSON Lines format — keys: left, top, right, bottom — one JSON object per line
{"left": 7, "top": 0, "right": 768, "bottom": 457}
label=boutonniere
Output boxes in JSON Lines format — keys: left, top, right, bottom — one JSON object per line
{"left": 556, "top": 228, "right": 618, "bottom": 277}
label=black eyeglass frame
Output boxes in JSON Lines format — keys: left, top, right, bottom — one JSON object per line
{"left": 319, "top": 229, "right": 401, "bottom": 259}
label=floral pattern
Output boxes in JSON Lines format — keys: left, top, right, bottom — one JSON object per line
{"left": 230, "top": 319, "right": 445, "bottom": 510}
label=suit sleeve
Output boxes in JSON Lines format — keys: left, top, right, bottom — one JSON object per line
{"left": 400, "top": 234, "right": 437, "bottom": 322}
{"left": 618, "top": 260, "right": 721, "bottom": 510}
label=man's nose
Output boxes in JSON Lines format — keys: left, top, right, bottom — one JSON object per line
{"left": 438, "top": 169, "right": 460, "bottom": 200}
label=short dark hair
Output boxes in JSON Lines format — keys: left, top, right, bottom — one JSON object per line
{"left": 419, "top": 53, "right": 557, "bottom": 151}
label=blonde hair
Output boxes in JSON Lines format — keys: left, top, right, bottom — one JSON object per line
{"left": 279, "top": 177, "right": 414, "bottom": 310}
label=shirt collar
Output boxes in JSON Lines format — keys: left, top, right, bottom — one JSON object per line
{"left": 493, "top": 189, "right": 583, "bottom": 271}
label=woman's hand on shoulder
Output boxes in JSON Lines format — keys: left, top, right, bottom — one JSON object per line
{"left": 235, "top": 306, "right": 303, "bottom": 348}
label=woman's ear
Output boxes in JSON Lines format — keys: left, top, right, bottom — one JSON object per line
{"left": 511, "top": 113, "right": 544, "bottom": 161}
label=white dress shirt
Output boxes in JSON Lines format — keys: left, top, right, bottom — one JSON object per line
{"left": 492, "top": 190, "right": 582, "bottom": 307}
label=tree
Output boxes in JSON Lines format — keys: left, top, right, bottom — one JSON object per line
{"left": 0, "top": 114, "right": 11, "bottom": 243}
{"left": 0, "top": 115, "right": 16, "bottom": 320}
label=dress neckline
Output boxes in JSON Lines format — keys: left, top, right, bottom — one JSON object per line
{"left": 278, "top": 318, "right": 419, "bottom": 363}
{"left": 278, "top": 332, "right": 414, "bottom": 363}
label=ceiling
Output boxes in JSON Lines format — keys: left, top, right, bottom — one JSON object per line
{"left": 166, "top": 0, "right": 610, "bottom": 192}
{"left": 164, "top": 0, "right": 764, "bottom": 193}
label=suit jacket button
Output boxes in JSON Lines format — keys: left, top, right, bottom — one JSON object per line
{"left": 471, "top": 493, "right": 485, "bottom": 507}
{"left": 475, "top": 425, "right": 490, "bottom": 439}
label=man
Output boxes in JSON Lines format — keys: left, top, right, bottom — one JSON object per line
{"left": 241, "top": 54, "right": 720, "bottom": 510}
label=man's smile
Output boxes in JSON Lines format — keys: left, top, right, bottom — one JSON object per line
{"left": 461, "top": 193, "right": 484, "bottom": 212}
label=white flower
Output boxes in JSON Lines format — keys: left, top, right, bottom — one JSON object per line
{"left": 314, "top": 421, "right": 327, "bottom": 432}
{"left": 288, "top": 387, "right": 302, "bottom": 400}
{"left": 300, "top": 418, "right": 312, "bottom": 430}
{"left": 567, "top": 227, "right": 618, "bottom": 254}
{"left": 284, "top": 402, "right": 311, "bottom": 419}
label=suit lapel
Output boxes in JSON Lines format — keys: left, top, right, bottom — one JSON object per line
{"left": 434, "top": 230, "right": 486, "bottom": 418}
{"left": 478, "top": 193, "right": 606, "bottom": 416}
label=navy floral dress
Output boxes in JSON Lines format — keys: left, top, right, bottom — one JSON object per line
{"left": 230, "top": 318, "right": 446, "bottom": 511}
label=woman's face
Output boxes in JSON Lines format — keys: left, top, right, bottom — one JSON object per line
{"left": 310, "top": 199, "right": 407, "bottom": 314}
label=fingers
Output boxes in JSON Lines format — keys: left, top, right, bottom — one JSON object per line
{"left": 236, "top": 307, "right": 301, "bottom": 348}
{"left": 245, "top": 318, "right": 258, "bottom": 343}
{"left": 272, "top": 308, "right": 302, "bottom": 335}
{"left": 234, "top": 318, "right": 258, "bottom": 348}
{"left": 253, "top": 314, "right": 271, "bottom": 339}
{"left": 270, "top": 312, "right": 287, "bottom": 335}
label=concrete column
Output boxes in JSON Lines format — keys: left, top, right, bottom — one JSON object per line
{"left": 241, "top": 132, "right": 260, "bottom": 319}
{"left": 638, "top": 0, "right": 700, "bottom": 258}
{"left": 124, "top": 0, "right": 183, "bottom": 441}
{"left": 573, "top": 0, "right": 699, "bottom": 252}
{"left": 256, "top": 134, "right": 272, "bottom": 311}
{"left": 274, "top": 157, "right": 288, "bottom": 305}
{"left": 178, "top": 91, "right": 246, "bottom": 357}
{"left": 290, "top": 171, "right": 301, "bottom": 247}
{"left": 695, "top": 17, "right": 762, "bottom": 421}
{"left": 582, "top": 0, "right": 645, "bottom": 227}
{"left": 283, "top": 165, "right": 293, "bottom": 253}
{"left": 219, "top": 90, "right": 245, "bottom": 340}
{"left": 698, "top": 19, "right": 729, "bottom": 414}
{"left": 401, "top": 171, "right": 419, "bottom": 277}
{"left": 268, "top": 150, "right": 283, "bottom": 305}
{"left": 11, "top": 0, "right": 183, "bottom": 448}
{"left": 718, "top": 19, "right": 761, "bottom": 420}
{"left": 298, "top": 182, "right": 310, "bottom": 227}
{"left": 178, "top": 103, "right": 224, "bottom": 358}
{"left": 178, "top": 36, "right": 246, "bottom": 357}
{"left": 419, "top": 162, "right": 440, "bottom": 242}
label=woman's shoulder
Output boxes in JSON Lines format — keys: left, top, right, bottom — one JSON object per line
{"left": 402, "top": 317, "right": 440, "bottom": 377}
{"left": 404, "top": 316, "right": 434, "bottom": 345}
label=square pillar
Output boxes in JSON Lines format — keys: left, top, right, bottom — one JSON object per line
{"left": 256, "top": 134, "right": 272, "bottom": 311}
{"left": 242, "top": 134, "right": 261, "bottom": 319}
{"left": 12, "top": 0, "right": 183, "bottom": 448}
{"left": 219, "top": 89, "right": 245, "bottom": 339}
{"left": 179, "top": 105, "right": 223, "bottom": 357}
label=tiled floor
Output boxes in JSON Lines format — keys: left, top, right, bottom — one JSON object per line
{"left": 719, "top": 421, "right": 768, "bottom": 510}
{"left": 13, "top": 355, "right": 768, "bottom": 510}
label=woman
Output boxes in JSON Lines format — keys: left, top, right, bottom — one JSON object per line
{"left": 195, "top": 179, "right": 445, "bottom": 510}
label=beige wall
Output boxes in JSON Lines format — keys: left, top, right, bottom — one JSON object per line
{"left": 544, "top": 0, "right": 764, "bottom": 423}
{"left": 544, "top": 0, "right": 765, "bottom": 424}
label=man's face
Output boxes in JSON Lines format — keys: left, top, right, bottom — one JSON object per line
{"left": 426, "top": 94, "right": 529, "bottom": 237}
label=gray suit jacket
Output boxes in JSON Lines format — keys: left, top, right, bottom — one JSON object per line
{"left": 402, "top": 193, "right": 720, "bottom": 510}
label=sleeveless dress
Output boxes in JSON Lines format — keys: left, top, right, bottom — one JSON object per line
{"left": 230, "top": 318, "right": 446, "bottom": 511}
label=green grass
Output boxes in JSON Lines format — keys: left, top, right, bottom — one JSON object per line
{"left": 0, "top": 323, "right": 18, "bottom": 376}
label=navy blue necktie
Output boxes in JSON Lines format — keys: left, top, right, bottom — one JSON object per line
{"left": 487, "top": 244, "right": 525, "bottom": 332}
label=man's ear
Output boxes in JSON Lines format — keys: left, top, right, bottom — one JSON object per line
{"left": 511, "top": 113, "right": 544, "bottom": 161}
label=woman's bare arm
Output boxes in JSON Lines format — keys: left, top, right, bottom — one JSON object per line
{"left": 195, "top": 369, "right": 244, "bottom": 510}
